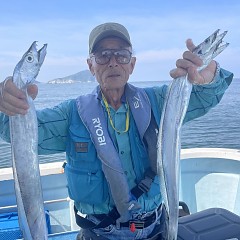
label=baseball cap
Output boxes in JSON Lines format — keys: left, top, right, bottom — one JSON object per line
{"left": 89, "top": 22, "right": 132, "bottom": 53}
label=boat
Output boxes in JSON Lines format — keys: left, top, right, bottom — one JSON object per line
{"left": 0, "top": 148, "right": 240, "bottom": 239}
{"left": 180, "top": 148, "right": 240, "bottom": 216}
{"left": 179, "top": 148, "right": 240, "bottom": 239}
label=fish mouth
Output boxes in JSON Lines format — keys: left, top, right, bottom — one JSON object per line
{"left": 38, "top": 44, "right": 47, "bottom": 66}
{"left": 28, "top": 41, "right": 47, "bottom": 67}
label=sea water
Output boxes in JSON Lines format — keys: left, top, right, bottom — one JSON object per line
{"left": 0, "top": 79, "right": 239, "bottom": 168}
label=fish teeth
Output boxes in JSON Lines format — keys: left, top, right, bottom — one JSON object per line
{"left": 193, "top": 29, "right": 228, "bottom": 59}
{"left": 192, "top": 29, "right": 229, "bottom": 71}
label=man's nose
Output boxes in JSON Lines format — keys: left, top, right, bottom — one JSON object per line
{"left": 108, "top": 54, "right": 118, "bottom": 67}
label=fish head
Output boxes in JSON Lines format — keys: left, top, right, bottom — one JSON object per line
{"left": 13, "top": 41, "right": 47, "bottom": 88}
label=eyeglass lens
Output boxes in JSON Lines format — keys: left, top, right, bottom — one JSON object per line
{"left": 94, "top": 49, "right": 132, "bottom": 65}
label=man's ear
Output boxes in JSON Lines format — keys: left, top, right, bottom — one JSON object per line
{"left": 87, "top": 58, "right": 95, "bottom": 76}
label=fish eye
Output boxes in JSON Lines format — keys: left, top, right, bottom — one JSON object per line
{"left": 26, "top": 54, "right": 34, "bottom": 63}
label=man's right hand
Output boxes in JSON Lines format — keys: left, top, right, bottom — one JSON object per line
{"left": 0, "top": 77, "right": 38, "bottom": 116}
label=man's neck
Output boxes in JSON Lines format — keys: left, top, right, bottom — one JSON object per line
{"left": 101, "top": 88, "right": 124, "bottom": 110}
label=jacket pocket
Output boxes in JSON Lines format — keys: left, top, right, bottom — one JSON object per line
{"left": 68, "top": 125, "right": 98, "bottom": 168}
{"left": 65, "top": 164, "right": 108, "bottom": 204}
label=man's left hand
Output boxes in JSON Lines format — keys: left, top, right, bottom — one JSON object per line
{"left": 170, "top": 39, "right": 217, "bottom": 84}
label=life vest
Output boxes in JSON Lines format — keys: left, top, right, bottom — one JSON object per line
{"left": 64, "top": 83, "right": 162, "bottom": 219}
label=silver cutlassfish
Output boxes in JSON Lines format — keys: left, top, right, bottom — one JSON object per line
{"left": 9, "top": 41, "right": 48, "bottom": 239}
{"left": 157, "top": 30, "right": 229, "bottom": 240}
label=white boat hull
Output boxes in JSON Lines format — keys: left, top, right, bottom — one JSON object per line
{"left": 0, "top": 148, "right": 239, "bottom": 238}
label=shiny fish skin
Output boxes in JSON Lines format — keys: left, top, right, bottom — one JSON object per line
{"left": 157, "top": 30, "right": 229, "bottom": 240}
{"left": 10, "top": 42, "right": 48, "bottom": 240}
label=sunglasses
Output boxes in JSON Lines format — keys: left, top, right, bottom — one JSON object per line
{"left": 90, "top": 49, "right": 132, "bottom": 65}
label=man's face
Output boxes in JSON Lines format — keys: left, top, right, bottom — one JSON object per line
{"left": 87, "top": 37, "right": 136, "bottom": 91}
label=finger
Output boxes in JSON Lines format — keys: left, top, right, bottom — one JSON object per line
{"left": 27, "top": 84, "right": 38, "bottom": 100}
{"left": 0, "top": 105, "right": 23, "bottom": 116}
{"left": 0, "top": 106, "right": 16, "bottom": 116}
{"left": 3, "top": 90, "right": 29, "bottom": 109}
{"left": 182, "top": 51, "right": 203, "bottom": 67}
{"left": 186, "top": 39, "right": 196, "bottom": 52}
{"left": 176, "top": 58, "right": 197, "bottom": 70}
{"left": 0, "top": 100, "right": 28, "bottom": 115}
{"left": 0, "top": 77, "right": 29, "bottom": 115}
{"left": 170, "top": 68, "right": 187, "bottom": 79}
{"left": 3, "top": 78, "right": 27, "bottom": 100}
{"left": 1, "top": 80, "right": 29, "bottom": 109}
{"left": 0, "top": 77, "right": 10, "bottom": 100}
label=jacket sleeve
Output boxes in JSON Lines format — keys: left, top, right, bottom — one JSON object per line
{"left": 0, "top": 99, "right": 73, "bottom": 155}
{"left": 151, "top": 68, "right": 233, "bottom": 123}
{"left": 184, "top": 68, "right": 233, "bottom": 123}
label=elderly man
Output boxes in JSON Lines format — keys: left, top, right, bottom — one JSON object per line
{"left": 0, "top": 22, "right": 233, "bottom": 239}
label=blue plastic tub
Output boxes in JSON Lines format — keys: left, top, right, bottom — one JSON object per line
{"left": 0, "top": 212, "right": 21, "bottom": 240}
{"left": 0, "top": 211, "right": 51, "bottom": 240}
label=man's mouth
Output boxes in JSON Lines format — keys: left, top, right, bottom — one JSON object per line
{"left": 107, "top": 74, "right": 121, "bottom": 78}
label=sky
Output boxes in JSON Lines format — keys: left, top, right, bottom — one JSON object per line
{"left": 0, "top": 0, "right": 239, "bottom": 83}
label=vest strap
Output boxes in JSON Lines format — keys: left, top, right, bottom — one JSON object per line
{"left": 131, "top": 168, "right": 155, "bottom": 198}
{"left": 74, "top": 168, "right": 156, "bottom": 230}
